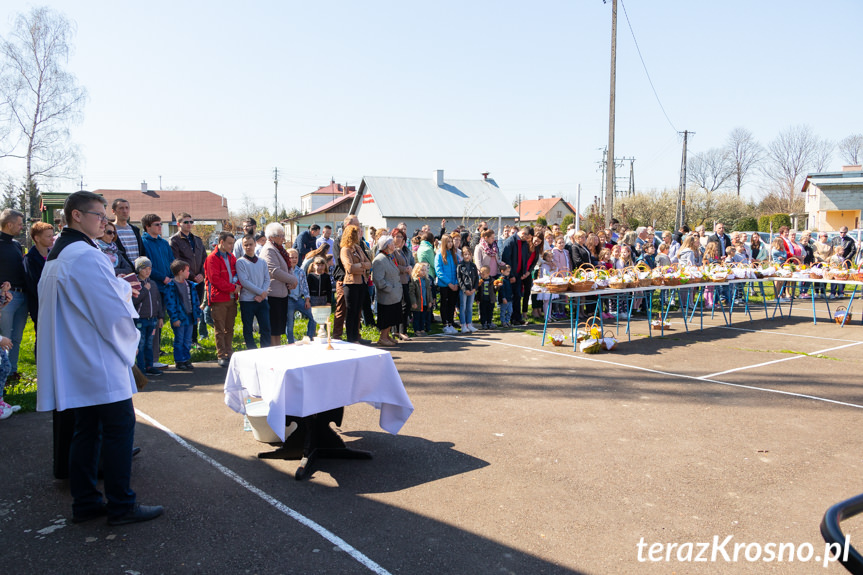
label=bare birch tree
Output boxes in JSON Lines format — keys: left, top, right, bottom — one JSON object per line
{"left": 687, "top": 148, "right": 733, "bottom": 193}
{"left": 724, "top": 127, "right": 763, "bottom": 196}
{"left": 838, "top": 133, "right": 863, "bottom": 165}
{"left": 0, "top": 7, "right": 87, "bottom": 221}
{"left": 760, "top": 125, "right": 831, "bottom": 212}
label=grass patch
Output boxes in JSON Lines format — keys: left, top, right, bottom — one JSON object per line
{"left": 7, "top": 297, "right": 519, "bottom": 412}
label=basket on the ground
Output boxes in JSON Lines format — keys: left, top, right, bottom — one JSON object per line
{"left": 548, "top": 328, "right": 567, "bottom": 346}
{"left": 834, "top": 306, "right": 849, "bottom": 325}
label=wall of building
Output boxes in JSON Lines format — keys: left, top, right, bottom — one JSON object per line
{"left": 819, "top": 189, "right": 863, "bottom": 211}
{"left": 823, "top": 210, "right": 861, "bottom": 232}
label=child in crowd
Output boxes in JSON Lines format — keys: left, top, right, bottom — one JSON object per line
{"left": 409, "top": 262, "right": 433, "bottom": 335}
{"left": 456, "top": 246, "right": 479, "bottom": 333}
{"left": 498, "top": 264, "right": 514, "bottom": 327}
{"left": 163, "top": 259, "right": 201, "bottom": 371}
{"left": 655, "top": 243, "right": 672, "bottom": 268}
{"left": 411, "top": 235, "right": 422, "bottom": 255}
{"left": 326, "top": 253, "right": 335, "bottom": 277}
{"left": 726, "top": 245, "right": 747, "bottom": 264}
{"left": 637, "top": 243, "right": 656, "bottom": 269}
{"left": 254, "top": 232, "right": 267, "bottom": 256}
{"left": 132, "top": 257, "right": 164, "bottom": 376}
{"left": 537, "top": 250, "right": 557, "bottom": 318}
{"left": 0, "top": 282, "right": 21, "bottom": 419}
{"left": 552, "top": 236, "right": 571, "bottom": 273}
{"left": 617, "top": 245, "right": 634, "bottom": 268}
{"left": 236, "top": 234, "right": 272, "bottom": 350}
{"left": 306, "top": 256, "right": 333, "bottom": 307}
{"left": 286, "top": 248, "right": 315, "bottom": 343}
{"left": 598, "top": 248, "right": 613, "bottom": 270}
{"left": 477, "top": 266, "right": 496, "bottom": 329}
{"left": 770, "top": 238, "right": 787, "bottom": 265}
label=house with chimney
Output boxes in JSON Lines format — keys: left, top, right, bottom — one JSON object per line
{"left": 348, "top": 170, "right": 518, "bottom": 236}
{"left": 803, "top": 165, "right": 863, "bottom": 231}
{"left": 93, "top": 182, "right": 230, "bottom": 236}
{"left": 516, "top": 196, "right": 578, "bottom": 227}
{"left": 287, "top": 181, "right": 357, "bottom": 239}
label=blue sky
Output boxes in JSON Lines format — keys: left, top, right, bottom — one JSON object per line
{"left": 0, "top": 0, "right": 860, "bottom": 215}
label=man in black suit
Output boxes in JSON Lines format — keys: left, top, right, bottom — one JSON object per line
{"left": 500, "top": 226, "right": 532, "bottom": 324}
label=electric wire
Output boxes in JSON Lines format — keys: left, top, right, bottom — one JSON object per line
{"left": 619, "top": 0, "right": 678, "bottom": 134}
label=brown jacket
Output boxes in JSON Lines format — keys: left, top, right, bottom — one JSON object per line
{"left": 340, "top": 244, "right": 370, "bottom": 285}
{"left": 169, "top": 232, "right": 207, "bottom": 278}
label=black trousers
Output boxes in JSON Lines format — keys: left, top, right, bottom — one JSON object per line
{"left": 69, "top": 399, "right": 136, "bottom": 519}
{"left": 343, "top": 283, "right": 365, "bottom": 342}
{"left": 479, "top": 300, "right": 495, "bottom": 325}
{"left": 397, "top": 283, "right": 411, "bottom": 334}
{"left": 439, "top": 287, "right": 459, "bottom": 326}
{"left": 510, "top": 277, "right": 524, "bottom": 323}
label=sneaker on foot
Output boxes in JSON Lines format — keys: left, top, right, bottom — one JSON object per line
{"left": 461, "top": 326, "right": 470, "bottom": 334}
{"left": 0, "top": 405, "right": 12, "bottom": 420}
{"left": 0, "top": 400, "right": 21, "bottom": 413}
{"left": 468, "top": 324, "right": 478, "bottom": 333}
{"left": 153, "top": 362, "right": 168, "bottom": 369}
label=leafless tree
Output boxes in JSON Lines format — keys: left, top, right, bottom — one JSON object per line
{"left": 760, "top": 125, "right": 831, "bottom": 212}
{"left": 687, "top": 148, "right": 733, "bottom": 193}
{"left": 0, "top": 7, "right": 87, "bottom": 220}
{"left": 724, "top": 127, "right": 763, "bottom": 196}
{"left": 838, "top": 133, "right": 863, "bottom": 165}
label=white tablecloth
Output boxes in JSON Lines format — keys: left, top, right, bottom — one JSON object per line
{"left": 224, "top": 341, "right": 414, "bottom": 441}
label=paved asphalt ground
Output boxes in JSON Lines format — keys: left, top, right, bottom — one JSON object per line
{"left": 2, "top": 301, "right": 863, "bottom": 574}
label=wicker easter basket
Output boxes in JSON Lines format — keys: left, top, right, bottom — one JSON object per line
{"left": 834, "top": 306, "right": 849, "bottom": 325}
{"left": 635, "top": 262, "right": 653, "bottom": 287}
{"left": 570, "top": 264, "right": 597, "bottom": 292}
{"left": 622, "top": 266, "right": 640, "bottom": 289}
{"left": 545, "top": 271, "right": 571, "bottom": 294}
{"left": 548, "top": 328, "right": 567, "bottom": 346}
{"left": 607, "top": 269, "right": 626, "bottom": 290}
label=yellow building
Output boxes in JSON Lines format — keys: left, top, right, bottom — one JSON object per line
{"left": 803, "top": 165, "right": 863, "bottom": 231}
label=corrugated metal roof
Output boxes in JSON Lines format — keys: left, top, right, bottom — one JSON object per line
{"left": 807, "top": 176, "right": 863, "bottom": 186}
{"left": 351, "top": 176, "right": 517, "bottom": 219}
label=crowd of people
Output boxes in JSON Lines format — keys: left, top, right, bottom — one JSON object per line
{"left": 1, "top": 192, "right": 863, "bottom": 526}
{"left": 3, "top": 205, "right": 863, "bottom": 406}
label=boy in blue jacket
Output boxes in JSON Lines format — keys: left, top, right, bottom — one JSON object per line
{"left": 163, "top": 260, "right": 202, "bottom": 371}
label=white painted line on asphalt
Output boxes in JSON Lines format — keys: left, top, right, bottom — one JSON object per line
{"left": 437, "top": 335, "right": 863, "bottom": 411}
{"left": 135, "top": 409, "right": 392, "bottom": 575}
{"left": 700, "top": 341, "right": 863, "bottom": 379}
{"left": 719, "top": 326, "right": 861, "bottom": 344}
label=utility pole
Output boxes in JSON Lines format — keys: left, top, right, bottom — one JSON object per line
{"left": 605, "top": 0, "right": 617, "bottom": 227}
{"left": 273, "top": 167, "right": 279, "bottom": 220}
{"left": 628, "top": 158, "right": 635, "bottom": 196}
{"left": 676, "top": 130, "right": 693, "bottom": 229}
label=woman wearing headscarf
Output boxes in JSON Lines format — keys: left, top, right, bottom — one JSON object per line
{"left": 372, "top": 236, "right": 403, "bottom": 347}
{"left": 259, "top": 222, "right": 299, "bottom": 346}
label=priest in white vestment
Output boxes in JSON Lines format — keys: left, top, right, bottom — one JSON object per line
{"left": 37, "top": 191, "right": 163, "bottom": 526}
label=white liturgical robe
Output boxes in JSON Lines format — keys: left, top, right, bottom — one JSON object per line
{"left": 36, "top": 240, "right": 140, "bottom": 412}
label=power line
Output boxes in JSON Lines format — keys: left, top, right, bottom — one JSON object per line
{"left": 619, "top": 0, "right": 678, "bottom": 134}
